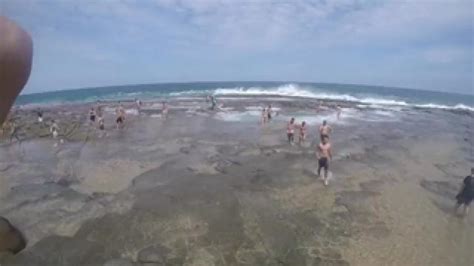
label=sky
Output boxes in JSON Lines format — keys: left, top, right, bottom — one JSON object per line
{"left": 1, "top": 0, "right": 473, "bottom": 94}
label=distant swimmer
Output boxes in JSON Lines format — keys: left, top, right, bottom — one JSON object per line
{"left": 267, "top": 104, "right": 273, "bottom": 121}
{"left": 162, "top": 102, "right": 169, "bottom": 119}
{"left": 89, "top": 107, "right": 96, "bottom": 125}
{"left": 319, "top": 120, "right": 332, "bottom": 140}
{"left": 317, "top": 135, "right": 332, "bottom": 186}
{"left": 299, "top": 121, "right": 307, "bottom": 145}
{"left": 455, "top": 168, "right": 474, "bottom": 217}
{"left": 287, "top": 117, "right": 296, "bottom": 145}
{"left": 115, "top": 103, "right": 125, "bottom": 129}
{"left": 336, "top": 105, "right": 342, "bottom": 120}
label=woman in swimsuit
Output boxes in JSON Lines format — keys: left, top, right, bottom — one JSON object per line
{"left": 299, "top": 121, "right": 307, "bottom": 145}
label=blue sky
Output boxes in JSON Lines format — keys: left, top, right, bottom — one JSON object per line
{"left": 2, "top": 0, "right": 473, "bottom": 94}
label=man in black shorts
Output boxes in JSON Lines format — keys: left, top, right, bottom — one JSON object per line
{"left": 317, "top": 135, "right": 332, "bottom": 186}
{"left": 455, "top": 168, "right": 474, "bottom": 217}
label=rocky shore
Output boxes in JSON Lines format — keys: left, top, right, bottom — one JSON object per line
{"left": 1, "top": 97, "right": 473, "bottom": 265}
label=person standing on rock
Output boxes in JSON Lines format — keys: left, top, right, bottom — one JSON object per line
{"left": 116, "top": 103, "right": 125, "bottom": 129}
{"left": 89, "top": 107, "right": 96, "bottom": 125}
{"left": 455, "top": 168, "right": 474, "bottom": 217}
{"left": 319, "top": 120, "right": 332, "bottom": 141}
{"left": 299, "top": 121, "right": 307, "bottom": 145}
{"left": 9, "top": 118, "right": 21, "bottom": 144}
{"left": 261, "top": 107, "right": 267, "bottom": 125}
{"left": 287, "top": 117, "right": 296, "bottom": 145}
{"left": 36, "top": 109, "right": 44, "bottom": 123}
{"left": 267, "top": 104, "right": 273, "bottom": 121}
{"left": 317, "top": 135, "right": 332, "bottom": 186}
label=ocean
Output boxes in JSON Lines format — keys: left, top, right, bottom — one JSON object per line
{"left": 16, "top": 82, "right": 474, "bottom": 111}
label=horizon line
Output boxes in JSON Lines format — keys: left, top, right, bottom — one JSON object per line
{"left": 19, "top": 80, "right": 474, "bottom": 97}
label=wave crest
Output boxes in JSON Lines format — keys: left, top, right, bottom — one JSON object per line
{"left": 212, "top": 83, "right": 473, "bottom": 111}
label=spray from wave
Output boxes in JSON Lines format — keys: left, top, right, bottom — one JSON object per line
{"left": 212, "top": 84, "right": 473, "bottom": 111}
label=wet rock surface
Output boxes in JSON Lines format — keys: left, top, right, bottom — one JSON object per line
{"left": 1, "top": 97, "right": 473, "bottom": 265}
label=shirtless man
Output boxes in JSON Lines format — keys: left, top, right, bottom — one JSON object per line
{"left": 317, "top": 135, "right": 332, "bottom": 186}
{"left": 455, "top": 168, "right": 474, "bottom": 217}
{"left": 336, "top": 105, "right": 342, "bottom": 120}
{"left": 116, "top": 103, "right": 125, "bottom": 129}
{"left": 319, "top": 120, "right": 332, "bottom": 140}
{"left": 287, "top": 117, "right": 296, "bottom": 145}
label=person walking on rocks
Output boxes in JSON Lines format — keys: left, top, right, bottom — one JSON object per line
{"left": 299, "top": 121, "right": 307, "bottom": 145}
{"left": 317, "top": 135, "right": 332, "bottom": 186}
{"left": 319, "top": 120, "right": 332, "bottom": 141}
{"left": 116, "top": 103, "right": 125, "bottom": 129}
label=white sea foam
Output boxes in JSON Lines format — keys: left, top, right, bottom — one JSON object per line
{"left": 414, "top": 103, "right": 474, "bottom": 112}
{"left": 213, "top": 84, "right": 473, "bottom": 112}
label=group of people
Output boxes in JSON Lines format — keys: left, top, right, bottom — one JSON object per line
{"left": 87, "top": 102, "right": 125, "bottom": 133}
{"left": 261, "top": 105, "right": 274, "bottom": 124}
{"left": 87, "top": 100, "right": 170, "bottom": 134}
{"left": 286, "top": 117, "right": 333, "bottom": 186}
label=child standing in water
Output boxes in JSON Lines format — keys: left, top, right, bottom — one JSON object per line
{"left": 287, "top": 117, "right": 295, "bottom": 145}
{"left": 299, "top": 121, "right": 307, "bottom": 145}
